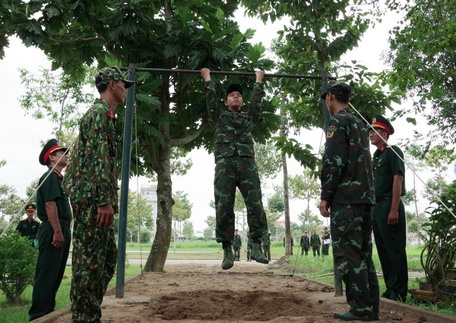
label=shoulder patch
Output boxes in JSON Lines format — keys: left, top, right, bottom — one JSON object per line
{"left": 326, "top": 125, "right": 336, "bottom": 138}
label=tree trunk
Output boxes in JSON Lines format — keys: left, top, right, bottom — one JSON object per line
{"left": 144, "top": 83, "right": 173, "bottom": 273}
{"left": 280, "top": 107, "right": 292, "bottom": 256}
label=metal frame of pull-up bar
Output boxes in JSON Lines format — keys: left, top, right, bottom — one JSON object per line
{"left": 116, "top": 64, "right": 334, "bottom": 298}
{"left": 123, "top": 67, "right": 337, "bottom": 81}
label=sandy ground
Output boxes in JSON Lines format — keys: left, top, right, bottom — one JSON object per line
{"left": 38, "top": 259, "right": 456, "bottom": 323}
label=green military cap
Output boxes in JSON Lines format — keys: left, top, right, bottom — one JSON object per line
{"left": 372, "top": 115, "right": 395, "bottom": 135}
{"left": 96, "top": 66, "right": 134, "bottom": 89}
{"left": 320, "top": 81, "right": 351, "bottom": 100}
{"left": 25, "top": 203, "right": 36, "bottom": 211}
{"left": 39, "top": 138, "right": 67, "bottom": 165}
{"left": 225, "top": 84, "right": 243, "bottom": 99}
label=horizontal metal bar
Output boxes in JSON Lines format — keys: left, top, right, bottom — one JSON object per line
{"left": 123, "top": 67, "right": 336, "bottom": 80}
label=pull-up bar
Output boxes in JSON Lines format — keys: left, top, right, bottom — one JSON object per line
{"left": 123, "top": 67, "right": 337, "bottom": 81}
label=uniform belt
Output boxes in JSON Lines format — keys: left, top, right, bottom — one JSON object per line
{"left": 376, "top": 196, "right": 392, "bottom": 203}
{"left": 42, "top": 218, "right": 71, "bottom": 227}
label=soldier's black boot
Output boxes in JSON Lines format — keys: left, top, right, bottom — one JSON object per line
{"left": 251, "top": 241, "right": 269, "bottom": 264}
{"left": 221, "top": 243, "right": 235, "bottom": 270}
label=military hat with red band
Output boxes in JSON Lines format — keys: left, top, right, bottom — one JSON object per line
{"left": 372, "top": 115, "right": 395, "bottom": 135}
{"left": 39, "top": 139, "right": 67, "bottom": 165}
{"left": 25, "top": 203, "right": 36, "bottom": 211}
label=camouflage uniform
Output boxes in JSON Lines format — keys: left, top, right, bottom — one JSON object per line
{"left": 321, "top": 230, "right": 331, "bottom": 255}
{"left": 300, "top": 234, "right": 310, "bottom": 255}
{"left": 320, "top": 109, "right": 379, "bottom": 319}
{"left": 310, "top": 233, "right": 321, "bottom": 256}
{"left": 372, "top": 139, "right": 408, "bottom": 301}
{"left": 246, "top": 236, "right": 253, "bottom": 261}
{"left": 232, "top": 232, "right": 242, "bottom": 261}
{"left": 29, "top": 168, "right": 72, "bottom": 321}
{"left": 64, "top": 98, "right": 119, "bottom": 323}
{"left": 205, "top": 81, "right": 268, "bottom": 245}
{"left": 262, "top": 232, "right": 271, "bottom": 260}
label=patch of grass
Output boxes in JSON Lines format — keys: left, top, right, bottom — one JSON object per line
{"left": 0, "top": 265, "right": 142, "bottom": 323}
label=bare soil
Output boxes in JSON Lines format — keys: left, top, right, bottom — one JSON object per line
{"left": 40, "top": 258, "right": 455, "bottom": 323}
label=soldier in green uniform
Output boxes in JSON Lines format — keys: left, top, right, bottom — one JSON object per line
{"left": 370, "top": 115, "right": 408, "bottom": 302}
{"left": 310, "top": 231, "right": 321, "bottom": 256}
{"left": 64, "top": 66, "right": 134, "bottom": 322}
{"left": 262, "top": 232, "right": 271, "bottom": 261}
{"left": 29, "top": 139, "right": 72, "bottom": 321}
{"left": 319, "top": 82, "right": 379, "bottom": 321}
{"left": 232, "top": 229, "right": 242, "bottom": 261}
{"left": 16, "top": 203, "right": 40, "bottom": 245}
{"left": 300, "top": 232, "right": 310, "bottom": 256}
{"left": 321, "top": 227, "right": 331, "bottom": 255}
{"left": 201, "top": 68, "right": 269, "bottom": 270}
{"left": 246, "top": 236, "right": 253, "bottom": 261}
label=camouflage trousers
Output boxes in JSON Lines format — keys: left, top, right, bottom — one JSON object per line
{"left": 330, "top": 204, "right": 379, "bottom": 318}
{"left": 322, "top": 243, "right": 330, "bottom": 255}
{"left": 214, "top": 156, "right": 268, "bottom": 243}
{"left": 70, "top": 202, "right": 117, "bottom": 323}
{"left": 263, "top": 244, "right": 271, "bottom": 260}
{"left": 233, "top": 246, "right": 241, "bottom": 260}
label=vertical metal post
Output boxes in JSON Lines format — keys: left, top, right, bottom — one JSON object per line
{"left": 116, "top": 63, "right": 136, "bottom": 298}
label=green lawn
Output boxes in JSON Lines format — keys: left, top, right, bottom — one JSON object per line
{"left": 1, "top": 242, "right": 453, "bottom": 322}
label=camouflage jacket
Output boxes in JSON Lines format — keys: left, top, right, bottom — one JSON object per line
{"left": 63, "top": 99, "right": 119, "bottom": 212}
{"left": 300, "top": 236, "right": 310, "bottom": 248}
{"left": 320, "top": 109, "right": 375, "bottom": 206}
{"left": 310, "top": 234, "right": 321, "bottom": 248}
{"left": 232, "top": 235, "right": 242, "bottom": 248}
{"left": 205, "top": 81, "right": 265, "bottom": 161}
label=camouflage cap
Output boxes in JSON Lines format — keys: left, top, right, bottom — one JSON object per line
{"left": 96, "top": 66, "right": 134, "bottom": 89}
{"left": 225, "top": 84, "right": 243, "bottom": 99}
{"left": 320, "top": 81, "right": 351, "bottom": 100}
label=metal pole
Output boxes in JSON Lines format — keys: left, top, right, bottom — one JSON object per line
{"left": 116, "top": 63, "right": 136, "bottom": 298}
{"left": 122, "top": 67, "right": 336, "bottom": 81}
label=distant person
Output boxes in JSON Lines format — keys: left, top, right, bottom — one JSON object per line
{"left": 262, "top": 232, "right": 271, "bottom": 261}
{"left": 370, "top": 115, "right": 408, "bottom": 302}
{"left": 300, "top": 232, "right": 310, "bottom": 256}
{"left": 310, "top": 231, "right": 321, "bottom": 256}
{"left": 16, "top": 203, "right": 40, "bottom": 245}
{"left": 319, "top": 82, "right": 379, "bottom": 321}
{"left": 64, "top": 66, "right": 134, "bottom": 322}
{"left": 321, "top": 227, "right": 331, "bottom": 256}
{"left": 29, "top": 139, "right": 72, "bottom": 321}
{"left": 201, "top": 68, "right": 269, "bottom": 270}
{"left": 232, "top": 229, "right": 242, "bottom": 261}
{"left": 246, "top": 236, "right": 253, "bottom": 261}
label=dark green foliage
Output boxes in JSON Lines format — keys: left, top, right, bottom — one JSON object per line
{"left": 0, "top": 231, "right": 38, "bottom": 304}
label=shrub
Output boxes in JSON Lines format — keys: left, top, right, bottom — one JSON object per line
{"left": 0, "top": 230, "right": 38, "bottom": 304}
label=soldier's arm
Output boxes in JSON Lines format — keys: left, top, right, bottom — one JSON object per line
{"left": 82, "top": 108, "right": 116, "bottom": 208}
{"left": 45, "top": 200, "right": 64, "bottom": 248}
{"left": 201, "top": 68, "right": 219, "bottom": 122}
{"left": 249, "top": 69, "right": 265, "bottom": 124}
{"left": 320, "top": 121, "right": 349, "bottom": 204}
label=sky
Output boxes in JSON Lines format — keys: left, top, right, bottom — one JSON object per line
{"left": 1, "top": 10, "right": 453, "bottom": 233}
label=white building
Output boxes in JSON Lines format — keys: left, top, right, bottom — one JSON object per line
{"left": 140, "top": 184, "right": 158, "bottom": 240}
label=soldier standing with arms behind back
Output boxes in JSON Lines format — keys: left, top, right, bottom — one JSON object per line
{"left": 232, "top": 229, "right": 242, "bottom": 261}
{"left": 29, "top": 139, "right": 71, "bottom": 321}
{"left": 300, "top": 231, "right": 310, "bottom": 256}
{"left": 370, "top": 115, "right": 408, "bottom": 302}
{"left": 16, "top": 203, "right": 40, "bottom": 245}
{"left": 319, "top": 82, "right": 379, "bottom": 321}
{"left": 310, "top": 231, "right": 321, "bottom": 256}
{"left": 64, "top": 66, "right": 134, "bottom": 322}
{"left": 201, "top": 68, "right": 269, "bottom": 270}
